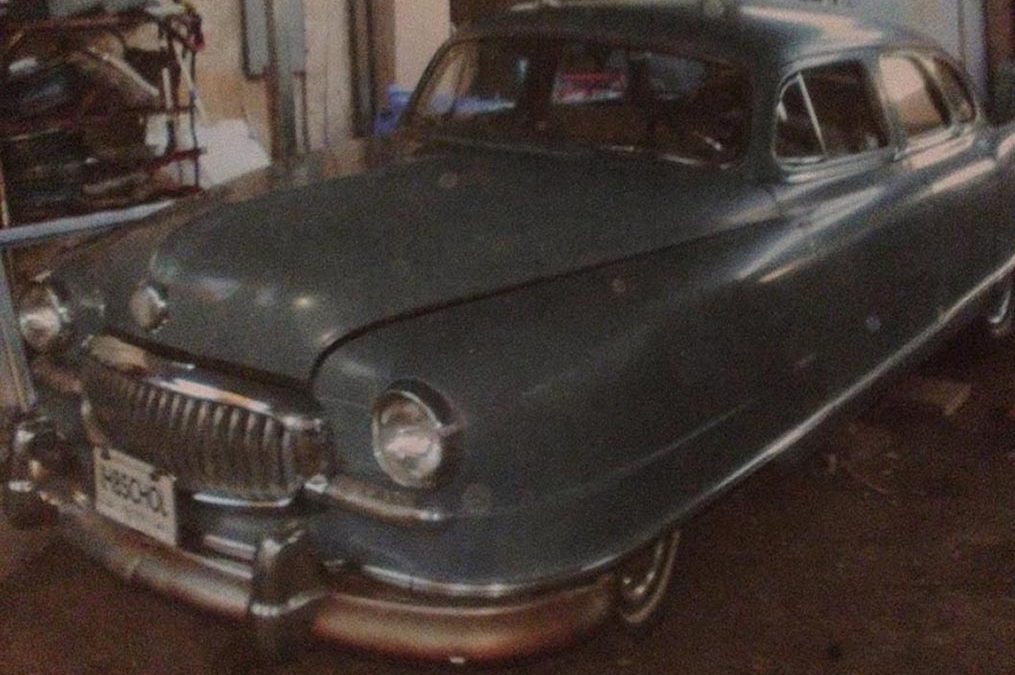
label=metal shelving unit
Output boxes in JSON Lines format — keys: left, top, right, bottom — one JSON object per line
{"left": 0, "top": 5, "right": 204, "bottom": 225}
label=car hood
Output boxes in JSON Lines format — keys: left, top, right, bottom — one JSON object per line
{"left": 59, "top": 137, "right": 776, "bottom": 383}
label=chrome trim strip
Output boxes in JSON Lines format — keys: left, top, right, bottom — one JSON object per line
{"left": 796, "top": 73, "right": 828, "bottom": 156}
{"left": 202, "top": 534, "right": 258, "bottom": 562}
{"left": 303, "top": 475, "right": 450, "bottom": 527}
{"left": 192, "top": 492, "right": 296, "bottom": 510}
{"left": 360, "top": 550, "right": 629, "bottom": 600}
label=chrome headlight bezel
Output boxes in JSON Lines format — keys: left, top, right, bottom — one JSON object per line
{"left": 371, "top": 386, "right": 453, "bottom": 490}
{"left": 17, "top": 280, "right": 73, "bottom": 354}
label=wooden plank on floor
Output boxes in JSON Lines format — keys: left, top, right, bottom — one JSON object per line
{"left": 888, "top": 375, "right": 972, "bottom": 418}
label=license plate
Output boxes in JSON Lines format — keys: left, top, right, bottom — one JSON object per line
{"left": 94, "top": 448, "right": 178, "bottom": 547}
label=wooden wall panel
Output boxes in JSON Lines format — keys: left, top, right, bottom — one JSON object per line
{"left": 986, "top": 0, "right": 1014, "bottom": 71}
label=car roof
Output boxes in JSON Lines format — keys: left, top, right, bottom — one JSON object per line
{"left": 456, "top": 0, "right": 939, "bottom": 67}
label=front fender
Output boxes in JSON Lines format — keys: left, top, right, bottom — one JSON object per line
{"left": 310, "top": 220, "right": 806, "bottom": 587}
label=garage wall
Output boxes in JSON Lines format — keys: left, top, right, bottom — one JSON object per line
{"left": 898, "top": 0, "right": 986, "bottom": 95}
{"left": 189, "top": 1, "right": 272, "bottom": 150}
{"left": 190, "top": 0, "right": 355, "bottom": 153}
{"left": 836, "top": 0, "right": 989, "bottom": 95}
{"left": 392, "top": 0, "right": 452, "bottom": 91}
{"left": 303, "top": 0, "right": 356, "bottom": 148}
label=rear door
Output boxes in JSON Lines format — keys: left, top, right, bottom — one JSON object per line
{"left": 766, "top": 53, "right": 947, "bottom": 400}
{"left": 877, "top": 51, "right": 999, "bottom": 308}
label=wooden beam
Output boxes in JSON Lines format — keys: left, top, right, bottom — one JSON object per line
{"left": 348, "top": 0, "right": 375, "bottom": 137}
{"left": 888, "top": 376, "right": 972, "bottom": 418}
{"left": 264, "top": 0, "right": 299, "bottom": 160}
{"left": 371, "top": 0, "right": 395, "bottom": 111}
{"left": 986, "top": 0, "right": 1014, "bottom": 76}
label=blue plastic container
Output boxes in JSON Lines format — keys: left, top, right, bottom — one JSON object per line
{"left": 374, "top": 85, "right": 414, "bottom": 137}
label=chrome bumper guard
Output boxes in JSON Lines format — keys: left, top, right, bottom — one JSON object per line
{"left": 2, "top": 422, "right": 614, "bottom": 663}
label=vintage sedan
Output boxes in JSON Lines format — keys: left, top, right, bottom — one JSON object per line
{"left": 6, "top": 0, "right": 1015, "bottom": 663}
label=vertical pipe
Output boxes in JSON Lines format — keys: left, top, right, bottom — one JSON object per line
{"left": 958, "top": 0, "right": 968, "bottom": 65}
{"left": 986, "top": 0, "right": 1014, "bottom": 77}
{"left": 0, "top": 139, "right": 15, "bottom": 273}
{"left": 984, "top": 0, "right": 1014, "bottom": 119}
{"left": 300, "top": 72, "right": 310, "bottom": 153}
{"left": 0, "top": 153, "right": 36, "bottom": 416}
{"left": 265, "top": 0, "right": 300, "bottom": 160}
{"left": 0, "top": 154, "right": 10, "bottom": 230}
{"left": 0, "top": 256, "right": 36, "bottom": 416}
{"left": 348, "top": 0, "right": 376, "bottom": 138}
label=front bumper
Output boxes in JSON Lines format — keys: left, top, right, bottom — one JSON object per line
{"left": 4, "top": 458, "right": 614, "bottom": 664}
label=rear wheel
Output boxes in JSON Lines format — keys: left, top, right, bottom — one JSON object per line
{"left": 614, "top": 529, "right": 681, "bottom": 630}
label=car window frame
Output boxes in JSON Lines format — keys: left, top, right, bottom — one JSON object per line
{"left": 772, "top": 54, "right": 895, "bottom": 176}
{"left": 774, "top": 72, "right": 826, "bottom": 166}
{"left": 926, "top": 53, "right": 982, "bottom": 130}
{"left": 876, "top": 50, "right": 961, "bottom": 156}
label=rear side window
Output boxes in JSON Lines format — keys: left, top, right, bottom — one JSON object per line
{"left": 880, "top": 56, "right": 950, "bottom": 138}
{"left": 776, "top": 62, "right": 889, "bottom": 164}
{"left": 932, "top": 58, "right": 976, "bottom": 124}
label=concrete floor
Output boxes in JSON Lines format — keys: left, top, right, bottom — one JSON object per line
{"left": 2, "top": 335, "right": 1015, "bottom": 674}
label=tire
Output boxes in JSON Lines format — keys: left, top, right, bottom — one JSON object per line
{"left": 614, "top": 529, "right": 681, "bottom": 631}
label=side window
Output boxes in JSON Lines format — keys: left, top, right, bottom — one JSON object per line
{"left": 932, "top": 58, "right": 976, "bottom": 124}
{"left": 880, "top": 56, "right": 950, "bottom": 138}
{"left": 417, "top": 47, "right": 470, "bottom": 119}
{"left": 414, "top": 42, "right": 525, "bottom": 122}
{"left": 776, "top": 62, "right": 888, "bottom": 164}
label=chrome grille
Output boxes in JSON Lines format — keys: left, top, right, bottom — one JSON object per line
{"left": 81, "top": 336, "right": 329, "bottom": 504}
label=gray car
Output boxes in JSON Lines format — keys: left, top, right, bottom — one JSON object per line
{"left": 6, "top": 0, "right": 1015, "bottom": 663}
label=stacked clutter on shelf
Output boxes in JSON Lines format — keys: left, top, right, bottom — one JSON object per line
{"left": 0, "top": 0, "right": 204, "bottom": 224}
{"left": 2, "top": 1, "right": 153, "bottom": 20}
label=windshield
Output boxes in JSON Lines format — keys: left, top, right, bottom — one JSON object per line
{"left": 406, "top": 38, "right": 751, "bottom": 167}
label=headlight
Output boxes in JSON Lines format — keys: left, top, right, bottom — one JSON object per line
{"left": 17, "top": 282, "right": 73, "bottom": 353}
{"left": 372, "top": 388, "right": 450, "bottom": 489}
